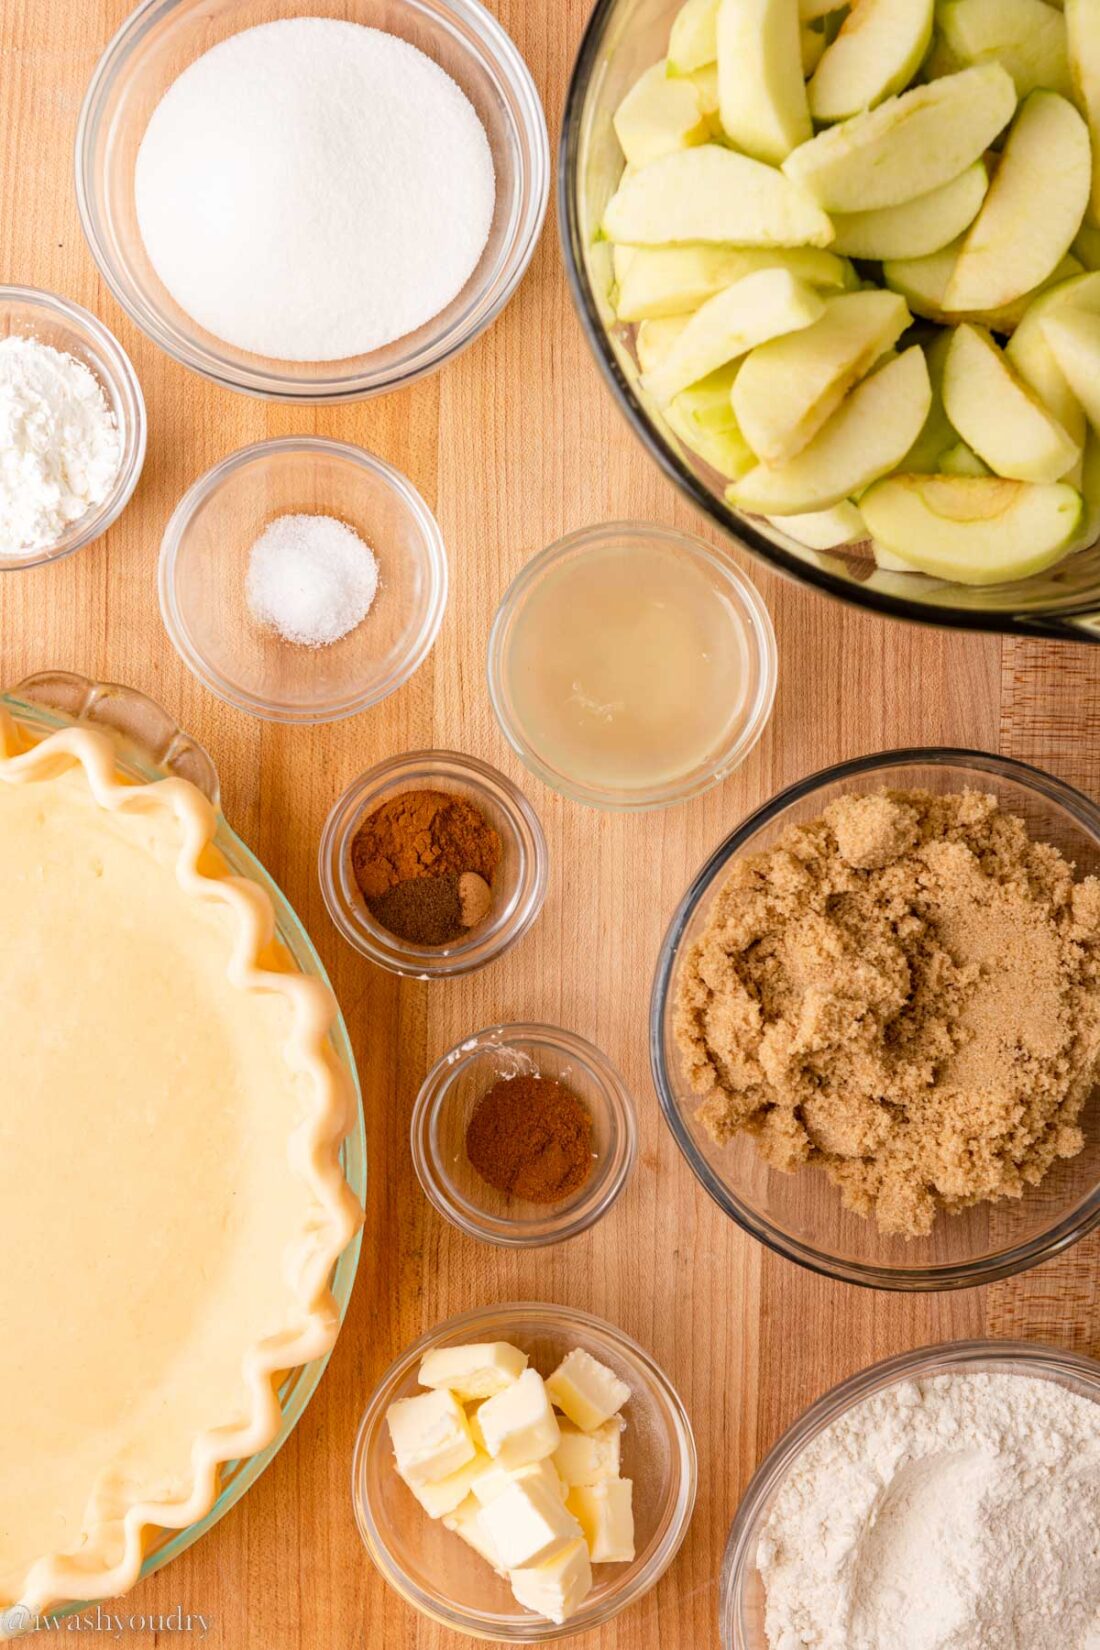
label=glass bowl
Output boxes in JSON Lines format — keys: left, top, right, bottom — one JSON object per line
{"left": 560, "top": 0, "right": 1100, "bottom": 641}
{"left": 487, "top": 522, "right": 777, "bottom": 811}
{"left": 720, "top": 1339, "right": 1100, "bottom": 1649}
{"left": 651, "top": 747, "right": 1100, "bottom": 1291}
{"left": 411, "top": 1023, "right": 637, "bottom": 1245}
{"left": 319, "top": 749, "right": 547, "bottom": 977}
{"left": 158, "top": 437, "right": 448, "bottom": 723}
{"left": 0, "top": 286, "right": 146, "bottom": 571}
{"left": 352, "top": 1301, "right": 697, "bottom": 1641}
{"left": 1, "top": 671, "right": 365, "bottom": 1618}
{"left": 76, "top": 0, "right": 549, "bottom": 402}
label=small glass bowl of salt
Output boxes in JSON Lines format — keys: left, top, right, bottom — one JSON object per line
{"left": 158, "top": 436, "right": 448, "bottom": 723}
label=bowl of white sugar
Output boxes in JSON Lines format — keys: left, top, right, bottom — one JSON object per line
{"left": 76, "top": 0, "right": 548, "bottom": 402}
{"left": 158, "top": 437, "right": 448, "bottom": 722}
{"left": 0, "top": 286, "right": 145, "bottom": 570}
{"left": 721, "top": 1340, "right": 1100, "bottom": 1650}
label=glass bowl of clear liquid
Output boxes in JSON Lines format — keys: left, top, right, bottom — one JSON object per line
{"left": 487, "top": 522, "right": 777, "bottom": 812}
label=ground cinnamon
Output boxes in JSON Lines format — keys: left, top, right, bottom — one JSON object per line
{"left": 351, "top": 787, "right": 502, "bottom": 946}
{"left": 465, "top": 1074, "right": 593, "bottom": 1204}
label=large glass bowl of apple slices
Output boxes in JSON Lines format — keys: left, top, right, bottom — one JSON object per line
{"left": 561, "top": 0, "right": 1100, "bottom": 638}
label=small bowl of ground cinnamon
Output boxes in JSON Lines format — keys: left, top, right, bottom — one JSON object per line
{"left": 318, "top": 751, "right": 548, "bottom": 976}
{"left": 411, "top": 1023, "right": 637, "bottom": 1246}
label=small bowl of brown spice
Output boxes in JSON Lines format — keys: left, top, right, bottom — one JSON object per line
{"left": 319, "top": 751, "right": 547, "bottom": 977}
{"left": 411, "top": 1024, "right": 637, "bottom": 1245}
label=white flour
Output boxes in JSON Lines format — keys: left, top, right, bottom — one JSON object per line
{"left": 135, "top": 18, "right": 496, "bottom": 362}
{"left": 758, "top": 1372, "right": 1100, "bottom": 1650}
{"left": 0, "top": 336, "right": 120, "bottom": 556}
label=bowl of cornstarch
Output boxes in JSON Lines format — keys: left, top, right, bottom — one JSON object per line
{"left": 76, "top": 0, "right": 549, "bottom": 401}
{"left": 0, "top": 286, "right": 145, "bottom": 569}
{"left": 721, "top": 1340, "right": 1100, "bottom": 1650}
{"left": 158, "top": 437, "right": 448, "bottom": 722}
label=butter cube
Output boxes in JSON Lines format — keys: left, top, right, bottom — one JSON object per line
{"left": 467, "top": 1403, "right": 488, "bottom": 1454}
{"left": 567, "top": 1478, "right": 635, "bottom": 1563}
{"left": 478, "top": 1368, "right": 561, "bottom": 1469}
{"left": 478, "top": 1475, "right": 585, "bottom": 1570}
{"left": 443, "top": 1494, "right": 506, "bottom": 1576}
{"left": 472, "top": 1455, "right": 566, "bottom": 1508}
{"left": 418, "top": 1342, "right": 528, "bottom": 1402}
{"left": 546, "top": 1349, "right": 631, "bottom": 1432}
{"left": 553, "top": 1417, "right": 622, "bottom": 1487}
{"left": 409, "top": 1449, "right": 493, "bottom": 1518}
{"left": 386, "top": 1388, "right": 475, "bottom": 1486}
{"left": 510, "top": 1538, "right": 593, "bottom": 1625}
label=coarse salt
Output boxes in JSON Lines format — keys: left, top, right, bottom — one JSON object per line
{"left": 134, "top": 18, "right": 496, "bottom": 362}
{"left": 245, "top": 514, "right": 379, "bottom": 649}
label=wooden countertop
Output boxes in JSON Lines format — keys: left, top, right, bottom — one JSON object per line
{"left": 2, "top": 2, "right": 1099, "bottom": 1646}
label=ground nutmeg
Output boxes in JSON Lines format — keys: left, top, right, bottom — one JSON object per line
{"left": 351, "top": 787, "right": 501, "bottom": 946}
{"left": 465, "top": 1074, "right": 594, "bottom": 1204}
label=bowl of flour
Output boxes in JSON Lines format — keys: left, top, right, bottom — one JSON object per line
{"left": 721, "top": 1340, "right": 1100, "bottom": 1650}
{"left": 76, "top": 0, "right": 549, "bottom": 401}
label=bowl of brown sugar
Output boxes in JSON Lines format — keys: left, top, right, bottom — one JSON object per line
{"left": 411, "top": 1024, "right": 637, "bottom": 1245}
{"left": 319, "top": 751, "right": 547, "bottom": 976}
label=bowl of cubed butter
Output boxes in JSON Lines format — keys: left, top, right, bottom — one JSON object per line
{"left": 352, "top": 1302, "right": 697, "bottom": 1639}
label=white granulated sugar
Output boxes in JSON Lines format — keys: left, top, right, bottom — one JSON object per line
{"left": 758, "top": 1372, "right": 1100, "bottom": 1650}
{"left": 134, "top": 18, "right": 496, "bottom": 362}
{"left": 246, "top": 513, "right": 379, "bottom": 648}
{"left": 0, "top": 335, "right": 120, "bottom": 556}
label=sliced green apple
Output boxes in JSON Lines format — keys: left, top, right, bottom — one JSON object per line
{"left": 612, "top": 244, "right": 854, "bottom": 322}
{"left": 732, "top": 288, "right": 911, "bottom": 462}
{"left": 1041, "top": 308, "right": 1100, "bottom": 430}
{"left": 642, "top": 267, "right": 826, "bottom": 402}
{"left": 1066, "top": 0, "right": 1100, "bottom": 221}
{"left": 717, "top": 0, "right": 812, "bottom": 163}
{"left": 782, "top": 63, "right": 1016, "bottom": 211}
{"left": 603, "top": 145, "right": 835, "bottom": 247}
{"left": 1004, "top": 271, "right": 1100, "bottom": 447}
{"left": 728, "top": 345, "right": 932, "bottom": 512}
{"left": 886, "top": 241, "right": 1084, "bottom": 332}
{"left": 943, "top": 91, "right": 1090, "bottom": 313}
{"left": 636, "top": 315, "right": 690, "bottom": 374}
{"left": 1074, "top": 221, "right": 1100, "bottom": 270}
{"left": 860, "top": 473, "right": 1083, "bottom": 582}
{"left": 664, "top": 364, "right": 756, "bottom": 479}
{"left": 690, "top": 63, "right": 724, "bottom": 133}
{"left": 668, "top": 0, "right": 719, "bottom": 74}
{"left": 940, "top": 442, "right": 991, "bottom": 476}
{"left": 802, "top": 21, "right": 828, "bottom": 77}
{"left": 937, "top": 0, "right": 1073, "bottom": 99}
{"left": 942, "top": 323, "right": 1081, "bottom": 481}
{"left": 829, "top": 160, "right": 987, "bottom": 259}
{"left": 613, "top": 61, "right": 709, "bottom": 167}
{"left": 807, "top": 0, "right": 934, "bottom": 123}
{"left": 766, "top": 500, "right": 867, "bottom": 547}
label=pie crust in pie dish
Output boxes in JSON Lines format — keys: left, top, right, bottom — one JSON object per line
{"left": 0, "top": 710, "right": 364, "bottom": 1621}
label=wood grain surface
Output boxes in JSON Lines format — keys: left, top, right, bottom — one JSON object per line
{"left": 1, "top": 4, "right": 1099, "bottom": 1648}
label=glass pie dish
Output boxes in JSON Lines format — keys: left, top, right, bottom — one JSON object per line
{"left": 0, "top": 669, "right": 366, "bottom": 1619}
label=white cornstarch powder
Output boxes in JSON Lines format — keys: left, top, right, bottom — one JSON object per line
{"left": 134, "top": 19, "right": 496, "bottom": 363}
{"left": 758, "top": 1372, "right": 1100, "bottom": 1650}
{"left": 246, "top": 514, "right": 379, "bottom": 648}
{"left": 0, "top": 336, "right": 121, "bottom": 556}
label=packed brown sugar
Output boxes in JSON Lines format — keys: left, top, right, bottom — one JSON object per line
{"left": 674, "top": 788, "right": 1100, "bottom": 1238}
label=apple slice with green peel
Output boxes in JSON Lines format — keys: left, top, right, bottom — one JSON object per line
{"left": 943, "top": 92, "right": 1091, "bottom": 313}
{"left": 1074, "top": 222, "right": 1100, "bottom": 271}
{"left": 938, "top": 0, "right": 1073, "bottom": 100}
{"left": 1041, "top": 309, "right": 1100, "bottom": 431}
{"left": 612, "top": 244, "right": 854, "bottom": 322}
{"left": 717, "top": 0, "right": 812, "bottom": 164}
{"left": 860, "top": 474, "right": 1083, "bottom": 582}
{"left": 732, "top": 289, "right": 911, "bottom": 463}
{"left": 636, "top": 316, "right": 690, "bottom": 375}
{"left": 668, "top": 0, "right": 719, "bottom": 74}
{"left": 728, "top": 346, "right": 932, "bottom": 513}
{"left": 1005, "top": 271, "right": 1100, "bottom": 445}
{"left": 642, "top": 267, "right": 826, "bottom": 403}
{"left": 1066, "top": 0, "right": 1100, "bottom": 221}
{"left": 886, "top": 242, "right": 1084, "bottom": 332}
{"left": 940, "top": 442, "right": 991, "bottom": 477}
{"left": 665, "top": 365, "right": 757, "bottom": 479}
{"left": 613, "top": 62, "right": 709, "bottom": 167}
{"left": 829, "top": 160, "right": 987, "bottom": 259}
{"left": 807, "top": 0, "right": 934, "bottom": 123}
{"left": 942, "top": 323, "right": 1081, "bottom": 482}
{"left": 782, "top": 63, "right": 1016, "bottom": 212}
{"left": 603, "top": 145, "right": 835, "bottom": 248}
{"left": 766, "top": 500, "right": 867, "bottom": 547}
